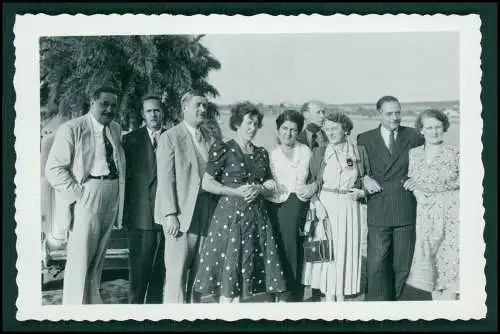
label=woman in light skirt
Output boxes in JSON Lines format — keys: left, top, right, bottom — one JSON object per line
{"left": 302, "top": 111, "right": 370, "bottom": 302}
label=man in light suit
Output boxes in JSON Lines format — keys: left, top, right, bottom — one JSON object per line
{"left": 357, "top": 95, "right": 425, "bottom": 301}
{"left": 297, "top": 100, "right": 328, "bottom": 150}
{"left": 122, "top": 95, "right": 170, "bottom": 303}
{"left": 155, "top": 91, "right": 218, "bottom": 303}
{"left": 45, "top": 86, "right": 126, "bottom": 304}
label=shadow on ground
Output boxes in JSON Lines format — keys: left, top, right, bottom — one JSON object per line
{"left": 43, "top": 257, "right": 369, "bottom": 305}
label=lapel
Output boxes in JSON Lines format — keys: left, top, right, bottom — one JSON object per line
{"left": 179, "top": 122, "right": 200, "bottom": 174}
{"left": 313, "top": 146, "right": 327, "bottom": 185}
{"left": 297, "top": 130, "right": 309, "bottom": 147}
{"left": 140, "top": 127, "right": 156, "bottom": 184}
{"left": 146, "top": 127, "right": 167, "bottom": 186}
{"left": 384, "top": 126, "right": 412, "bottom": 172}
{"left": 108, "top": 122, "right": 121, "bottom": 166}
{"left": 371, "top": 125, "right": 392, "bottom": 166}
{"left": 82, "top": 114, "right": 96, "bottom": 179}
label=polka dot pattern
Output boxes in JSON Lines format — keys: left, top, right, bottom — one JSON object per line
{"left": 193, "top": 139, "right": 287, "bottom": 299}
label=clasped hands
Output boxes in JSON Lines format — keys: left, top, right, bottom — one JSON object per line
{"left": 237, "top": 183, "right": 265, "bottom": 203}
{"left": 295, "top": 183, "right": 318, "bottom": 200}
{"left": 363, "top": 175, "right": 383, "bottom": 195}
{"left": 402, "top": 178, "right": 429, "bottom": 203}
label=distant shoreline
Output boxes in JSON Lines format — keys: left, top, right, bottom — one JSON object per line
{"left": 217, "top": 111, "right": 460, "bottom": 123}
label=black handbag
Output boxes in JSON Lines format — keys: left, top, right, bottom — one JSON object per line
{"left": 303, "top": 239, "right": 333, "bottom": 263}
{"left": 301, "top": 200, "right": 334, "bottom": 263}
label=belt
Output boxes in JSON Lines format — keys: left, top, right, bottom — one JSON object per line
{"left": 88, "top": 174, "right": 118, "bottom": 180}
{"left": 321, "top": 187, "right": 353, "bottom": 195}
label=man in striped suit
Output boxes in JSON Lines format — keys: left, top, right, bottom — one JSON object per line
{"left": 357, "top": 95, "right": 425, "bottom": 301}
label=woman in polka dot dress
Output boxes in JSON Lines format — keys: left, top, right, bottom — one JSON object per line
{"left": 193, "top": 102, "right": 287, "bottom": 303}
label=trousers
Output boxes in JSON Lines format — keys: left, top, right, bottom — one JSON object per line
{"left": 62, "top": 179, "right": 119, "bottom": 304}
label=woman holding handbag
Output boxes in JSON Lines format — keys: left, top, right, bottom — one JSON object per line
{"left": 301, "top": 111, "right": 370, "bottom": 302}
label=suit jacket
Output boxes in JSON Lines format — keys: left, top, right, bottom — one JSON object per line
{"left": 122, "top": 127, "right": 166, "bottom": 230}
{"left": 297, "top": 128, "right": 329, "bottom": 150}
{"left": 307, "top": 143, "right": 371, "bottom": 194}
{"left": 154, "top": 122, "right": 215, "bottom": 233}
{"left": 45, "top": 113, "right": 126, "bottom": 236}
{"left": 357, "top": 125, "right": 425, "bottom": 227}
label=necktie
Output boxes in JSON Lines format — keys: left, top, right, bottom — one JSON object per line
{"left": 388, "top": 129, "right": 396, "bottom": 155}
{"left": 195, "top": 127, "right": 209, "bottom": 161}
{"left": 195, "top": 127, "right": 204, "bottom": 143}
{"left": 103, "top": 126, "right": 118, "bottom": 176}
{"left": 306, "top": 123, "right": 321, "bottom": 149}
{"left": 311, "top": 132, "right": 319, "bottom": 149}
{"left": 152, "top": 132, "right": 159, "bottom": 151}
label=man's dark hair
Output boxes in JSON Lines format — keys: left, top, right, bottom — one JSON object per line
{"left": 180, "top": 90, "right": 206, "bottom": 109}
{"left": 141, "top": 95, "right": 162, "bottom": 107}
{"left": 91, "top": 86, "right": 120, "bottom": 100}
{"left": 376, "top": 95, "right": 400, "bottom": 111}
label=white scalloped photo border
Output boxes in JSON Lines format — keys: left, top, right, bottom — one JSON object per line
{"left": 13, "top": 13, "right": 484, "bottom": 321}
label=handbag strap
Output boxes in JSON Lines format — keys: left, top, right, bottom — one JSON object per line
{"left": 319, "top": 240, "right": 331, "bottom": 262}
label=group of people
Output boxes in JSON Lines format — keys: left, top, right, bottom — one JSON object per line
{"left": 44, "top": 86, "right": 460, "bottom": 305}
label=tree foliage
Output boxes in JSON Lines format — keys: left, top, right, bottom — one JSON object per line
{"left": 40, "top": 35, "right": 221, "bottom": 130}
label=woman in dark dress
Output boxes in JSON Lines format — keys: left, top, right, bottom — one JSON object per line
{"left": 193, "top": 102, "right": 287, "bottom": 303}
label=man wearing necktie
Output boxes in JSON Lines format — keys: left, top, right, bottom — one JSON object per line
{"left": 122, "top": 95, "right": 170, "bottom": 303}
{"left": 297, "top": 100, "right": 328, "bottom": 150}
{"left": 357, "top": 95, "right": 425, "bottom": 301}
{"left": 45, "top": 86, "right": 126, "bottom": 304}
{"left": 154, "top": 91, "right": 218, "bottom": 303}
{"left": 296, "top": 99, "right": 328, "bottom": 302}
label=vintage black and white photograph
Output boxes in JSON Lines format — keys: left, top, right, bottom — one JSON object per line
{"left": 14, "top": 14, "right": 484, "bottom": 321}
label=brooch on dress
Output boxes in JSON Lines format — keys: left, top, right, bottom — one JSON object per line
{"left": 346, "top": 158, "right": 354, "bottom": 169}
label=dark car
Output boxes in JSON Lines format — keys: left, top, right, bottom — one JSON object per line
{"left": 41, "top": 125, "right": 130, "bottom": 285}
{"left": 41, "top": 228, "right": 129, "bottom": 284}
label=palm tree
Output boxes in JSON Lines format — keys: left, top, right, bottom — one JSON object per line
{"left": 40, "top": 34, "right": 221, "bottom": 130}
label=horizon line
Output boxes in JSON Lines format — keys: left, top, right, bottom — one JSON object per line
{"left": 212, "top": 99, "right": 460, "bottom": 106}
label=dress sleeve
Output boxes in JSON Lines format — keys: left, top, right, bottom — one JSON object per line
{"left": 408, "top": 148, "right": 416, "bottom": 179}
{"left": 206, "top": 140, "right": 228, "bottom": 179}
{"left": 444, "top": 146, "right": 460, "bottom": 190}
{"left": 260, "top": 147, "right": 272, "bottom": 182}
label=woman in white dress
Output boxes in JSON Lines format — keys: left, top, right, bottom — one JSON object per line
{"left": 302, "top": 111, "right": 370, "bottom": 302}
{"left": 264, "top": 109, "right": 316, "bottom": 302}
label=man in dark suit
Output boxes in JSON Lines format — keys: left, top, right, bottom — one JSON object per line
{"left": 122, "top": 95, "right": 170, "bottom": 303}
{"left": 297, "top": 100, "right": 328, "bottom": 150}
{"left": 296, "top": 100, "right": 328, "bottom": 302}
{"left": 357, "top": 95, "right": 425, "bottom": 301}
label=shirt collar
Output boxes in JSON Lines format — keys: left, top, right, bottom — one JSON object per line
{"left": 380, "top": 125, "right": 399, "bottom": 137}
{"left": 183, "top": 121, "right": 197, "bottom": 138}
{"left": 146, "top": 126, "right": 162, "bottom": 137}
{"left": 89, "top": 113, "right": 105, "bottom": 132}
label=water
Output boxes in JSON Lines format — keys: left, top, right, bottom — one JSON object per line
{"left": 218, "top": 112, "right": 460, "bottom": 152}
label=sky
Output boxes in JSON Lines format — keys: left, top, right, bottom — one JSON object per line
{"left": 200, "top": 32, "right": 459, "bottom": 105}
